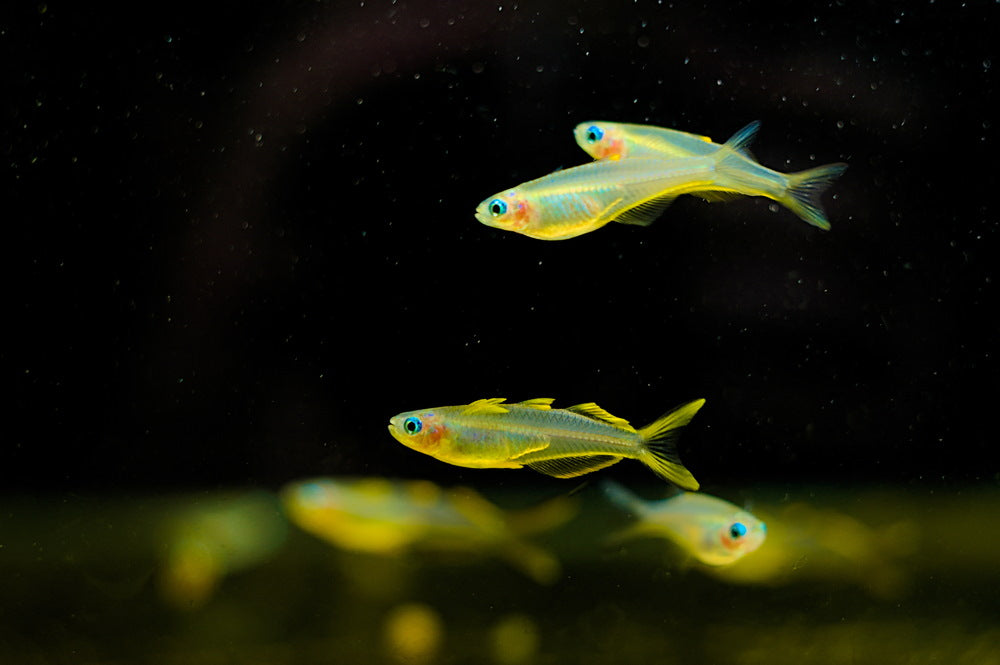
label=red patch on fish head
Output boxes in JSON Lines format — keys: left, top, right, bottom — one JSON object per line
{"left": 502, "top": 192, "right": 533, "bottom": 231}
{"left": 415, "top": 413, "right": 448, "bottom": 452}
{"left": 594, "top": 133, "right": 626, "bottom": 160}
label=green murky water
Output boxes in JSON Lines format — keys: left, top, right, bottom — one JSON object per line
{"left": 3, "top": 484, "right": 997, "bottom": 664}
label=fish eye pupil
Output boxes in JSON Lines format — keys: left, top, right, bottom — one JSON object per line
{"left": 586, "top": 125, "right": 604, "bottom": 143}
{"left": 489, "top": 199, "right": 507, "bottom": 216}
{"left": 730, "top": 522, "right": 747, "bottom": 539}
{"left": 403, "top": 417, "right": 422, "bottom": 434}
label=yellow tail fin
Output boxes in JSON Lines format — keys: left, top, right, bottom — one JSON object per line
{"left": 636, "top": 399, "right": 705, "bottom": 490}
{"left": 782, "top": 163, "right": 848, "bottom": 230}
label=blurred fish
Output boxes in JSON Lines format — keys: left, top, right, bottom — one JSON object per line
{"left": 157, "top": 492, "right": 289, "bottom": 609}
{"left": 281, "top": 477, "right": 574, "bottom": 584}
{"left": 602, "top": 480, "right": 766, "bottom": 566}
{"left": 707, "top": 500, "right": 918, "bottom": 599}
{"left": 388, "top": 398, "right": 704, "bottom": 489}
{"left": 574, "top": 120, "right": 848, "bottom": 230}
{"left": 475, "top": 123, "right": 759, "bottom": 239}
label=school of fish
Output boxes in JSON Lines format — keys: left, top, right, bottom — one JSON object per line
{"left": 229, "top": 117, "right": 850, "bottom": 595}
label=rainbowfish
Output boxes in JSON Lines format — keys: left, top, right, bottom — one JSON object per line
{"left": 388, "top": 398, "right": 704, "bottom": 489}
{"left": 281, "top": 477, "right": 570, "bottom": 584}
{"left": 574, "top": 121, "right": 848, "bottom": 230}
{"left": 602, "top": 479, "right": 766, "bottom": 566}
{"left": 475, "top": 123, "right": 759, "bottom": 240}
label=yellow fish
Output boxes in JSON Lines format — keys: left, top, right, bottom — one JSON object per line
{"left": 388, "top": 398, "right": 704, "bottom": 490}
{"left": 281, "top": 477, "right": 570, "bottom": 584}
{"left": 574, "top": 120, "right": 848, "bottom": 230}
{"left": 475, "top": 123, "right": 758, "bottom": 240}
{"left": 602, "top": 480, "right": 766, "bottom": 566}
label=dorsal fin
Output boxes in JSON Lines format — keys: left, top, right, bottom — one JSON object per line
{"left": 462, "top": 398, "right": 509, "bottom": 415}
{"left": 719, "top": 120, "right": 760, "bottom": 156}
{"left": 526, "top": 455, "right": 623, "bottom": 479}
{"left": 517, "top": 398, "right": 555, "bottom": 410}
{"left": 565, "top": 403, "right": 636, "bottom": 431}
{"left": 611, "top": 194, "right": 678, "bottom": 226}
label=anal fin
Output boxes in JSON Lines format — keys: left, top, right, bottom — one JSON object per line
{"left": 526, "top": 455, "right": 622, "bottom": 479}
{"left": 611, "top": 194, "right": 678, "bottom": 226}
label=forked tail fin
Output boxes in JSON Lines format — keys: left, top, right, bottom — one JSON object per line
{"left": 782, "top": 163, "right": 848, "bottom": 230}
{"left": 636, "top": 399, "right": 705, "bottom": 490}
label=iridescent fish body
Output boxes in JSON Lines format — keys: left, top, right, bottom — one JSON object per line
{"left": 388, "top": 398, "right": 704, "bottom": 490}
{"left": 475, "top": 124, "right": 759, "bottom": 240}
{"left": 574, "top": 120, "right": 848, "bottom": 230}
{"left": 602, "top": 480, "right": 767, "bottom": 566}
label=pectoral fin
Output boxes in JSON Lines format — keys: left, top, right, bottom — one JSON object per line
{"left": 526, "top": 455, "right": 622, "bottom": 478}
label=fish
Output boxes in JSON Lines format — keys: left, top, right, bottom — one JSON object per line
{"left": 387, "top": 397, "right": 704, "bottom": 489}
{"left": 601, "top": 479, "right": 766, "bottom": 566}
{"left": 158, "top": 492, "right": 289, "bottom": 609}
{"left": 281, "top": 477, "right": 571, "bottom": 584}
{"left": 573, "top": 120, "right": 848, "bottom": 230}
{"left": 474, "top": 123, "right": 760, "bottom": 240}
{"left": 706, "top": 499, "right": 918, "bottom": 599}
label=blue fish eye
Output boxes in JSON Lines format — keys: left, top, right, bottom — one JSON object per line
{"left": 729, "top": 522, "right": 748, "bottom": 539}
{"left": 585, "top": 125, "right": 604, "bottom": 143}
{"left": 403, "top": 416, "right": 422, "bottom": 435}
{"left": 488, "top": 199, "right": 507, "bottom": 217}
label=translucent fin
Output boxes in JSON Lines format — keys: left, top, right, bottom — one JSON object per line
{"left": 517, "top": 398, "right": 555, "bottom": 410}
{"left": 781, "top": 162, "right": 849, "bottom": 231}
{"left": 610, "top": 194, "right": 678, "bottom": 226}
{"left": 565, "top": 403, "right": 636, "bottom": 431}
{"left": 508, "top": 440, "right": 551, "bottom": 459}
{"left": 462, "top": 398, "right": 509, "bottom": 415}
{"left": 526, "top": 455, "right": 623, "bottom": 478}
{"left": 636, "top": 399, "right": 705, "bottom": 490}
{"left": 719, "top": 121, "right": 760, "bottom": 156}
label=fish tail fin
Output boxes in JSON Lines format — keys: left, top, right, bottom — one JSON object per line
{"left": 636, "top": 399, "right": 704, "bottom": 490}
{"left": 600, "top": 479, "right": 645, "bottom": 515}
{"left": 780, "top": 162, "right": 848, "bottom": 230}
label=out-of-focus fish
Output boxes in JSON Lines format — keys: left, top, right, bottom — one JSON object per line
{"left": 388, "top": 398, "right": 704, "bottom": 490}
{"left": 475, "top": 123, "right": 759, "bottom": 240}
{"left": 574, "top": 120, "right": 848, "bottom": 230}
{"left": 602, "top": 480, "right": 766, "bottom": 566}
{"left": 158, "top": 492, "right": 289, "bottom": 609}
{"left": 281, "top": 477, "right": 574, "bottom": 584}
{"left": 707, "top": 500, "right": 918, "bottom": 599}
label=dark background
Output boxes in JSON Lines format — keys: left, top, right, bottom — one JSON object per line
{"left": 4, "top": 0, "right": 995, "bottom": 492}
